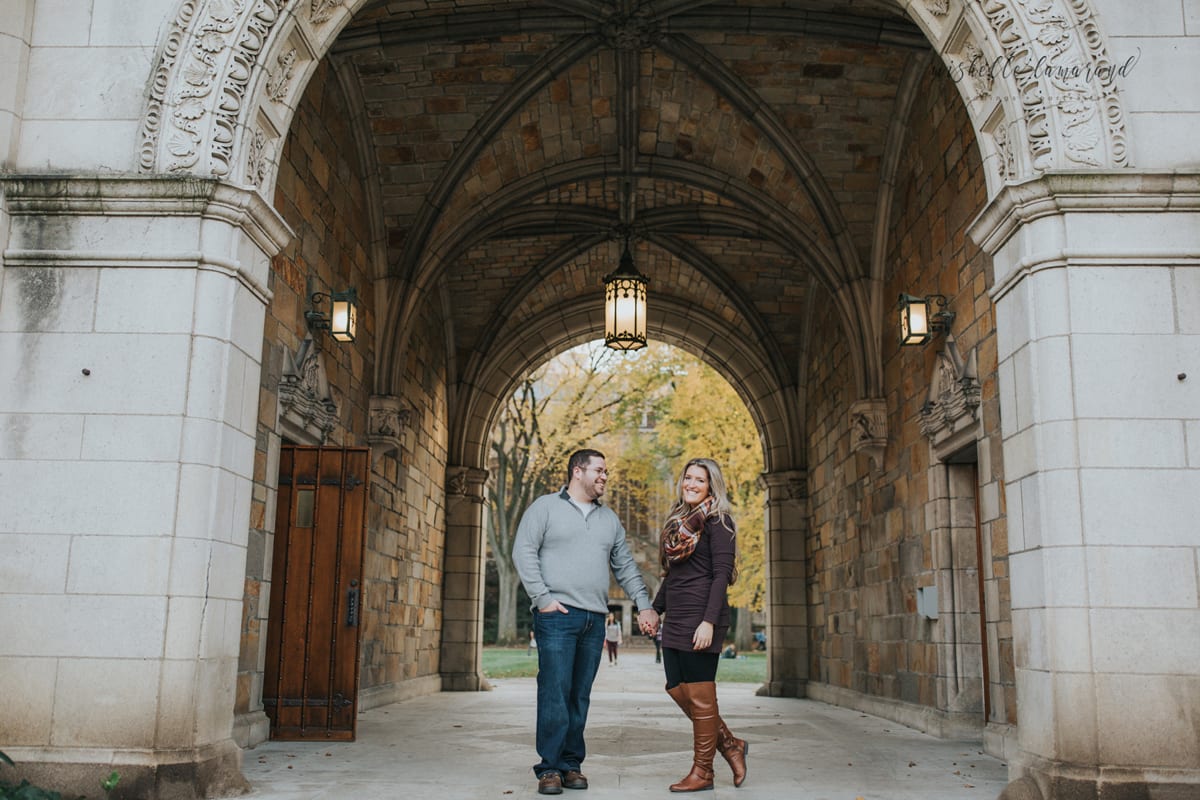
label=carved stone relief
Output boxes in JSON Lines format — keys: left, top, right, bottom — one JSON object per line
{"left": 757, "top": 470, "right": 808, "bottom": 504}
{"left": 975, "top": 0, "right": 1126, "bottom": 172}
{"left": 368, "top": 394, "right": 413, "bottom": 458}
{"left": 140, "top": 0, "right": 291, "bottom": 177}
{"left": 310, "top": 0, "right": 341, "bottom": 25}
{"left": 446, "top": 466, "right": 488, "bottom": 504}
{"left": 925, "top": 0, "right": 952, "bottom": 17}
{"left": 246, "top": 127, "right": 271, "bottom": 185}
{"left": 279, "top": 335, "right": 339, "bottom": 443}
{"left": 266, "top": 47, "right": 297, "bottom": 103}
{"left": 600, "top": 11, "right": 661, "bottom": 50}
{"left": 919, "top": 339, "right": 982, "bottom": 448}
{"left": 992, "top": 121, "right": 1016, "bottom": 181}
{"left": 849, "top": 399, "right": 888, "bottom": 470}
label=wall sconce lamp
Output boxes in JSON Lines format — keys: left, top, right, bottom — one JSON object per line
{"left": 897, "top": 293, "right": 955, "bottom": 346}
{"left": 603, "top": 239, "right": 649, "bottom": 351}
{"left": 306, "top": 288, "right": 359, "bottom": 343}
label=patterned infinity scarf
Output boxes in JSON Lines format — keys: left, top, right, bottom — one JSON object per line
{"left": 660, "top": 496, "right": 718, "bottom": 567}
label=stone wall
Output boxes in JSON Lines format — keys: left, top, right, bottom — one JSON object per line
{"left": 236, "top": 60, "right": 448, "bottom": 742}
{"left": 805, "top": 58, "right": 1011, "bottom": 735}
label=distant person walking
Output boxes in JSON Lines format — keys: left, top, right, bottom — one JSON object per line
{"left": 604, "top": 613, "right": 622, "bottom": 665}
{"left": 653, "top": 457, "right": 749, "bottom": 792}
{"left": 513, "top": 448, "right": 660, "bottom": 795}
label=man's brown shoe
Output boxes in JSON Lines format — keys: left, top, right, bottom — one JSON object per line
{"left": 538, "top": 772, "right": 564, "bottom": 795}
{"left": 563, "top": 770, "right": 588, "bottom": 790}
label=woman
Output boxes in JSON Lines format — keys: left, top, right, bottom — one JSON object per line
{"left": 652, "top": 458, "right": 749, "bottom": 792}
{"left": 604, "top": 613, "right": 622, "bottom": 665}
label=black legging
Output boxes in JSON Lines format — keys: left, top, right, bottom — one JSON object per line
{"left": 662, "top": 646, "right": 719, "bottom": 689}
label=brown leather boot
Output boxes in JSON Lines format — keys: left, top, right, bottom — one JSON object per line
{"left": 668, "top": 684, "right": 748, "bottom": 788}
{"left": 669, "top": 682, "right": 719, "bottom": 792}
{"left": 717, "top": 723, "right": 749, "bottom": 787}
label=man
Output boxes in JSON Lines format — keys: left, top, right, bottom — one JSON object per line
{"left": 513, "top": 448, "right": 660, "bottom": 795}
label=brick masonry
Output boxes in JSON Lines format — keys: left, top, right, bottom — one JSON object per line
{"left": 805, "top": 59, "right": 1013, "bottom": 725}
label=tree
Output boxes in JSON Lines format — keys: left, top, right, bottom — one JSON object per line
{"left": 485, "top": 344, "right": 666, "bottom": 644}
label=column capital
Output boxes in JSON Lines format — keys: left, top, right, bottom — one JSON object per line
{"left": 967, "top": 171, "right": 1200, "bottom": 299}
{"left": 446, "top": 464, "right": 489, "bottom": 504}
{"left": 758, "top": 469, "right": 807, "bottom": 504}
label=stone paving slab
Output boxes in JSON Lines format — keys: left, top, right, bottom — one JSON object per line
{"left": 241, "top": 651, "right": 1008, "bottom": 799}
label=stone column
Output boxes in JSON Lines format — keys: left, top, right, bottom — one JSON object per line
{"left": 440, "top": 464, "right": 490, "bottom": 691}
{"left": 969, "top": 172, "right": 1200, "bottom": 798}
{"left": 757, "top": 469, "right": 809, "bottom": 697}
{"left": 0, "top": 176, "right": 291, "bottom": 799}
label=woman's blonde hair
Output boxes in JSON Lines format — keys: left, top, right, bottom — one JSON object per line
{"left": 662, "top": 457, "right": 738, "bottom": 581}
{"left": 668, "top": 457, "right": 733, "bottom": 519}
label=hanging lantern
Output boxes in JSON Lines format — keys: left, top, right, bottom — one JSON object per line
{"left": 603, "top": 242, "right": 648, "bottom": 351}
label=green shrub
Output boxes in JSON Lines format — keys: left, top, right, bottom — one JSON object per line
{"left": 0, "top": 751, "right": 118, "bottom": 800}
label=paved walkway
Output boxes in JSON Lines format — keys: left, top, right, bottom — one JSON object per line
{"left": 241, "top": 651, "right": 1009, "bottom": 799}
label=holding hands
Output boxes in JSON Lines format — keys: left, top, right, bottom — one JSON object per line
{"left": 637, "top": 608, "right": 660, "bottom": 635}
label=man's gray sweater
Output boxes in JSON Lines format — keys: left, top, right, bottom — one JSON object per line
{"left": 512, "top": 489, "right": 651, "bottom": 614}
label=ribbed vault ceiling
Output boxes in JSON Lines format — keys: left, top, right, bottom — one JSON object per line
{"left": 329, "top": 0, "right": 930, "bottom": 420}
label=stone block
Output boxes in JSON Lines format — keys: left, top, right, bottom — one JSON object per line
{"left": 1077, "top": 418, "right": 1187, "bottom": 468}
{"left": 1095, "top": 673, "right": 1200, "bottom": 767}
{"left": 1118, "top": 37, "right": 1200, "bottom": 113}
{"left": 1086, "top": 546, "right": 1198, "bottom": 608}
{"left": 1068, "top": 266, "right": 1175, "bottom": 335}
{"left": 52, "top": 658, "right": 161, "bottom": 748}
{"left": 164, "top": 596, "right": 205, "bottom": 660}
{"left": 156, "top": 658, "right": 199, "bottom": 747}
{"left": 30, "top": 0, "right": 87, "bottom": 45}
{"left": 0, "top": 533, "right": 69, "bottom": 593}
{"left": 1128, "top": 111, "right": 1200, "bottom": 169}
{"left": 0, "top": 594, "right": 165, "bottom": 658}
{"left": 1091, "top": 608, "right": 1200, "bottom": 674}
{"left": 1188, "top": 421, "right": 1200, "bottom": 467}
{"left": 96, "top": 268, "right": 197, "bottom": 334}
{"left": 67, "top": 534, "right": 172, "bottom": 596}
{"left": 1074, "top": 335, "right": 1199, "bottom": 419}
{"left": 1079, "top": 468, "right": 1200, "bottom": 546}
{"left": 1028, "top": 469, "right": 1083, "bottom": 549}
{"left": 90, "top": 0, "right": 166, "bottom": 46}
{"left": 0, "top": 331, "right": 190, "bottom": 415}
{"left": 0, "top": 459, "right": 179, "bottom": 535}
{"left": 0, "top": 656, "right": 55, "bottom": 744}
{"left": 0, "top": 412, "right": 84, "bottom": 459}
{"left": 0, "top": 267, "right": 98, "bottom": 333}
{"left": 25, "top": 46, "right": 149, "bottom": 118}
{"left": 17, "top": 119, "right": 140, "bottom": 172}
{"left": 81, "top": 414, "right": 182, "bottom": 461}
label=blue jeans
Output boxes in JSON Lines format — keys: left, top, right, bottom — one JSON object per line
{"left": 532, "top": 606, "right": 605, "bottom": 777}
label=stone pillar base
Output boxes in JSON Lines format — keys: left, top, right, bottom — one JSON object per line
{"left": 232, "top": 709, "right": 270, "bottom": 749}
{"left": 441, "top": 671, "right": 492, "bottom": 691}
{"left": 6, "top": 741, "right": 248, "bottom": 800}
{"left": 1015, "top": 756, "right": 1200, "bottom": 800}
{"left": 756, "top": 678, "right": 806, "bottom": 698}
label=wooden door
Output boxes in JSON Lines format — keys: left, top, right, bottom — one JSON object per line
{"left": 263, "top": 445, "right": 369, "bottom": 741}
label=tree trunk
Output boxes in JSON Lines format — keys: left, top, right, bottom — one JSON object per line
{"left": 495, "top": 560, "right": 521, "bottom": 645}
{"left": 734, "top": 606, "right": 752, "bottom": 652}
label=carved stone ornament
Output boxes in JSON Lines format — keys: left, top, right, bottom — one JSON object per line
{"left": 925, "top": 0, "right": 951, "bottom": 16}
{"left": 245, "top": 127, "right": 271, "bottom": 186}
{"left": 976, "top": 0, "right": 1128, "bottom": 172}
{"left": 601, "top": 11, "right": 661, "bottom": 50}
{"left": 757, "top": 470, "right": 808, "bottom": 504}
{"left": 919, "top": 339, "right": 982, "bottom": 446}
{"left": 266, "top": 47, "right": 297, "bottom": 103}
{"left": 310, "top": 0, "right": 341, "bottom": 24}
{"left": 446, "top": 466, "right": 488, "bottom": 505}
{"left": 848, "top": 399, "right": 888, "bottom": 470}
{"left": 139, "top": 0, "right": 290, "bottom": 177}
{"left": 993, "top": 122, "right": 1016, "bottom": 181}
{"left": 368, "top": 394, "right": 413, "bottom": 457}
{"left": 279, "top": 334, "right": 339, "bottom": 443}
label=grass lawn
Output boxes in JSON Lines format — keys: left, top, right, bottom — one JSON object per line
{"left": 481, "top": 647, "right": 767, "bottom": 683}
